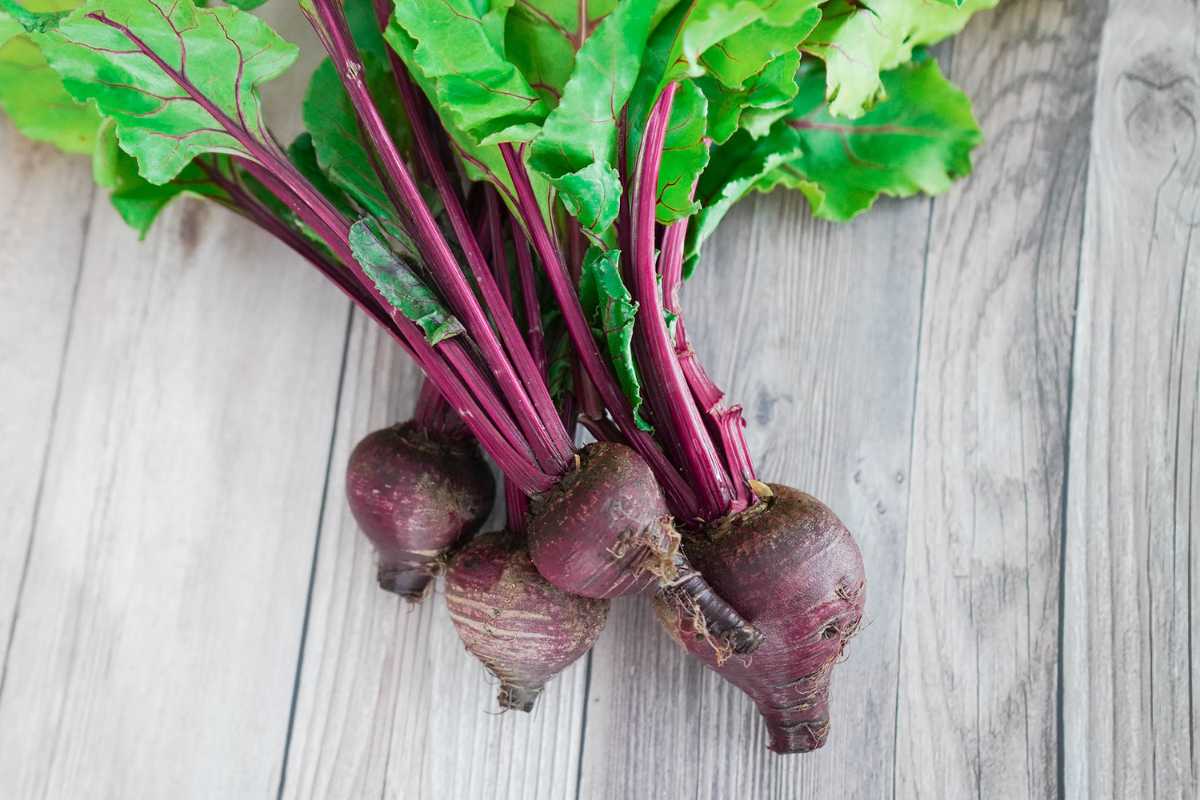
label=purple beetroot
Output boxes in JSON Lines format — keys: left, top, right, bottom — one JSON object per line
{"left": 446, "top": 530, "right": 608, "bottom": 711}
{"left": 346, "top": 421, "right": 495, "bottom": 600}
{"left": 655, "top": 485, "right": 865, "bottom": 753}
{"left": 528, "top": 442, "right": 763, "bottom": 655}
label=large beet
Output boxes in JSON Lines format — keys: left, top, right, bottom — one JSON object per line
{"left": 446, "top": 531, "right": 608, "bottom": 711}
{"left": 528, "top": 442, "right": 763, "bottom": 654}
{"left": 346, "top": 421, "right": 495, "bottom": 600}
{"left": 655, "top": 485, "right": 865, "bottom": 752}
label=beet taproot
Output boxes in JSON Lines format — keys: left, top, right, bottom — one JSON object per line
{"left": 346, "top": 421, "right": 495, "bottom": 600}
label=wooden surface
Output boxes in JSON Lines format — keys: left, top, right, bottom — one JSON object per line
{"left": 0, "top": 1, "right": 1195, "bottom": 797}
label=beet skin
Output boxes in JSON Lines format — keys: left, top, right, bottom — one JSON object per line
{"left": 527, "top": 442, "right": 762, "bottom": 654}
{"left": 346, "top": 421, "right": 495, "bottom": 600}
{"left": 527, "top": 442, "right": 677, "bottom": 599}
{"left": 446, "top": 531, "right": 608, "bottom": 711}
{"left": 655, "top": 485, "right": 865, "bottom": 752}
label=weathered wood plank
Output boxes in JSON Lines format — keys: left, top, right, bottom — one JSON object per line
{"left": 280, "top": 312, "right": 589, "bottom": 800}
{"left": 894, "top": 1, "right": 1106, "bottom": 798}
{"left": 0, "top": 195, "right": 349, "bottom": 797}
{"left": 0, "top": 125, "right": 95, "bottom": 675}
{"left": 1062, "top": 3, "right": 1200, "bottom": 798}
{"left": 576, "top": 189, "right": 932, "bottom": 796}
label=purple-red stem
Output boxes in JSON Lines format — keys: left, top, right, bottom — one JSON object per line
{"left": 505, "top": 480, "right": 528, "bottom": 533}
{"left": 565, "top": 219, "right": 604, "bottom": 423}
{"left": 310, "top": 0, "right": 573, "bottom": 478}
{"left": 499, "top": 143, "right": 697, "bottom": 516}
{"left": 235, "top": 159, "right": 551, "bottom": 492}
{"left": 510, "top": 220, "right": 547, "bottom": 378}
{"left": 484, "top": 191, "right": 515, "bottom": 309}
{"left": 201, "top": 159, "right": 402, "bottom": 339}
{"left": 659, "top": 217, "right": 756, "bottom": 513}
{"left": 413, "top": 378, "right": 463, "bottom": 437}
{"left": 629, "top": 85, "right": 733, "bottom": 520}
{"left": 372, "top": 0, "right": 570, "bottom": 463}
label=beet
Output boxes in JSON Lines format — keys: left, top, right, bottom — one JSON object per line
{"left": 346, "top": 421, "right": 495, "bottom": 600}
{"left": 446, "top": 530, "right": 608, "bottom": 711}
{"left": 655, "top": 485, "right": 865, "bottom": 753}
{"left": 528, "top": 442, "right": 762, "bottom": 655}
{"left": 527, "top": 442, "right": 673, "bottom": 598}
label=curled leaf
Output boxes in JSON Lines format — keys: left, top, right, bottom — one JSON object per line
{"left": 578, "top": 246, "right": 650, "bottom": 430}
{"left": 804, "top": 0, "right": 997, "bottom": 119}
{"left": 349, "top": 219, "right": 465, "bottom": 345}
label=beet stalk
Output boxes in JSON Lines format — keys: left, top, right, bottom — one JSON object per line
{"left": 654, "top": 486, "right": 865, "bottom": 752}
{"left": 446, "top": 530, "right": 608, "bottom": 711}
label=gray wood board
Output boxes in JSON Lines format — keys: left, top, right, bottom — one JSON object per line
{"left": 0, "top": 190, "right": 349, "bottom": 796}
{"left": 0, "top": 125, "right": 95, "bottom": 687}
{"left": 1062, "top": 3, "right": 1200, "bottom": 799}
{"left": 895, "top": 1, "right": 1106, "bottom": 798}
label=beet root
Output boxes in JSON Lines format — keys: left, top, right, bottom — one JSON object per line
{"left": 528, "top": 442, "right": 762, "bottom": 655}
{"left": 654, "top": 485, "right": 865, "bottom": 753}
{"left": 346, "top": 421, "right": 495, "bottom": 600}
{"left": 446, "top": 530, "right": 608, "bottom": 711}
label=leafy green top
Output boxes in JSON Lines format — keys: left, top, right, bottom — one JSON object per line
{"left": 37, "top": 0, "right": 297, "bottom": 184}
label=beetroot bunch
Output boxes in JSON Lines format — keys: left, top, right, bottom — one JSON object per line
{"left": 2, "top": 0, "right": 993, "bottom": 752}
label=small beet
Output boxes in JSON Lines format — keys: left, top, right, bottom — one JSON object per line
{"left": 528, "top": 442, "right": 762, "bottom": 654}
{"left": 655, "top": 485, "right": 865, "bottom": 753}
{"left": 446, "top": 530, "right": 608, "bottom": 711}
{"left": 346, "top": 421, "right": 495, "bottom": 601}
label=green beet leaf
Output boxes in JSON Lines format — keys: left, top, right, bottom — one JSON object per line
{"left": 578, "top": 246, "right": 650, "bottom": 430}
{"left": 772, "top": 54, "right": 982, "bottom": 220}
{"left": 391, "top": 0, "right": 547, "bottom": 145}
{"left": 696, "top": 2, "right": 819, "bottom": 90}
{"left": 625, "top": 0, "right": 819, "bottom": 206}
{"left": 527, "top": 0, "right": 656, "bottom": 232}
{"left": 686, "top": 54, "right": 982, "bottom": 273}
{"left": 92, "top": 116, "right": 227, "bottom": 237}
{"left": 804, "top": 0, "right": 997, "bottom": 119}
{"left": 349, "top": 219, "right": 465, "bottom": 345}
{"left": 0, "top": 0, "right": 101, "bottom": 153}
{"left": 0, "top": 32, "right": 100, "bottom": 153}
{"left": 684, "top": 115, "right": 802, "bottom": 275}
{"left": 505, "top": 0, "right": 618, "bottom": 106}
{"left": 655, "top": 78, "right": 707, "bottom": 223}
{"left": 385, "top": 19, "right": 555, "bottom": 229}
{"left": 37, "top": 0, "right": 299, "bottom": 185}
{"left": 287, "top": 132, "right": 356, "bottom": 220}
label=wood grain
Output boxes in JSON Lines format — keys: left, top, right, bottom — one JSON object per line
{"left": 1062, "top": 3, "right": 1200, "bottom": 798}
{"left": 0, "top": 194, "right": 349, "bottom": 797}
{"left": 894, "top": 1, "right": 1106, "bottom": 798}
{"left": 279, "top": 312, "right": 590, "bottom": 800}
{"left": 576, "top": 187, "right": 932, "bottom": 796}
{"left": 0, "top": 124, "right": 95, "bottom": 681}
{"left": 8, "top": 1, "right": 1200, "bottom": 797}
